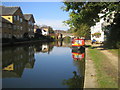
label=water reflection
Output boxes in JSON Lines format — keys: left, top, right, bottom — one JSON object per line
{"left": 34, "top": 42, "right": 54, "bottom": 53}
{"left": 2, "top": 41, "right": 85, "bottom": 88}
{"left": 62, "top": 48, "right": 85, "bottom": 88}
{"left": 55, "top": 41, "right": 71, "bottom": 47}
{"left": 63, "top": 71, "right": 84, "bottom": 89}
{"left": 72, "top": 48, "right": 85, "bottom": 61}
{"left": 2, "top": 45, "right": 35, "bottom": 78}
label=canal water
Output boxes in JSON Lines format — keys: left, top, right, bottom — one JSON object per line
{"left": 2, "top": 41, "right": 85, "bottom": 88}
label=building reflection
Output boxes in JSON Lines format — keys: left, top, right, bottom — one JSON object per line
{"left": 2, "top": 42, "right": 55, "bottom": 78}
{"left": 2, "top": 41, "right": 84, "bottom": 79}
{"left": 2, "top": 45, "right": 35, "bottom": 78}
{"left": 34, "top": 42, "right": 54, "bottom": 54}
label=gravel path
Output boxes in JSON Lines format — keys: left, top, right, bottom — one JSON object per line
{"left": 84, "top": 41, "right": 118, "bottom": 88}
{"left": 92, "top": 44, "right": 118, "bottom": 71}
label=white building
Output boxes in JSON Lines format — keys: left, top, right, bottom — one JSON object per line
{"left": 41, "top": 29, "right": 48, "bottom": 36}
{"left": 91, "top": 14, "right": 105, "bottom": 43}
{"left": 91, "top": 12, "right": 115, "bottom": 43}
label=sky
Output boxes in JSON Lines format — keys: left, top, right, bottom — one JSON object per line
{"left": 2, "top": 2, "right": 70, "bottom": 30}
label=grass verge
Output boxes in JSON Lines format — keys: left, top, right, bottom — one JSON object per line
{"left": 107, "top": 49, "right": 119, "bottom": 56}
{"left": 88, "top": 48, "right": 118, "bottom": 88}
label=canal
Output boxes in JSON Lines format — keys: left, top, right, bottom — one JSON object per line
{"left": 2, "top": 41, "right": 85, "bottom": 88}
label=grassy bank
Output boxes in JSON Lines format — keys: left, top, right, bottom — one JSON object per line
{"left": 88, "top": 48, "right": 118, "bottom": 88}
{"left": 107, "top": 49, "right": 119, "bottom": 56}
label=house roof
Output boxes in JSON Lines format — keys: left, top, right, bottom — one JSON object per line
{"left": 0, "top": 6, "right": 20, "bottom": 15}
{"left": 24, "top": 14, "right": 35, "bottom": 23}
{"left": 0, "top": 16, "right": 12, "bottom": 24}
{"left": 24, "top": 14, "right": 31, "bottom": 20}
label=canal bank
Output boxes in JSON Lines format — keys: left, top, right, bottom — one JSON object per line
{"left": 84, "top": 48, "right": 98, "bottom": 88}
{"left": 2, "top": 39, "right": 55, "bottom": 46}
{"left": 84, "top": 40, "right": 118, "bottom": 88}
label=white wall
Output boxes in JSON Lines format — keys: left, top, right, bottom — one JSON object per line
{"left": 41, "top": 29, "right": 48, "bottom": 36}
{"left": 91, "top": 14, "right": 105, "bottom": 43}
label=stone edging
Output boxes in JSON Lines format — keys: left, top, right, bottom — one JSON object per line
{"left": 84, "top": 48, "right": 98, "bottom": 88}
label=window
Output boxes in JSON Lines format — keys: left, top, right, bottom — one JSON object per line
{"left": 9, "top": 33, "right": 11, "bottom": 38}
{"left": 8, "top": 24, "right": 12, "bottom": 28}
{"left": 8, "top": 17, "right": 10, "bottom": 19}
{"left": 29, "top": 28, "right": 30, "bottom": 31}
{"left": 107, "top": 19, "right": 109, "bottom": 23}
{"left": 4, "top": 33, "right": 7, "bottom": 38}
{"left": 13, "top": 25, "right": 16, "bottom": 30}
{"left": 21, "top": 35, "right": 22, "bottom": 38}
{"left": 17, "top": 26, "right": 19, "bottom": 30}
{"left": 20, "top": 18, "right": 22, "bottom": 22}
{"left": 28, "top": 21, "right": 31, "bottom": 25}
{"left": 0, "top": 22, "right": 2, "bottom": 27}
{"left": 30, "top": 21, "right": 32, "bottom": 25}
{"left": 3, "top": 23, "right": 7, "bottom": 27}
{"left": 14, "top": 16, "right": 17, "bottom": 21}
{"left": 17, "top": 15, "right": 19, "bottom": 21}
{"left": 32, "top": 23, "right": 34, "bottom": 26}
{"left": 20, "top": 26, "right": 22, "bottom": 30}
{"left": 0, "top": 33, "right": 2, "bottom": 38}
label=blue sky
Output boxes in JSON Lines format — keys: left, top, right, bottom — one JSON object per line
{"left": 2, "top": 2, "right": 70, "bottom": 30}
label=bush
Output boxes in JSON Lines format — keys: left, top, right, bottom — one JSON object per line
{"left": 116, "top": 42, "right": 120, "bottom": 48}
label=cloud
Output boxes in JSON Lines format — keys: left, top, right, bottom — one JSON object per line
{"left": 35, "top": 19, "right": 69, "bottom": 30}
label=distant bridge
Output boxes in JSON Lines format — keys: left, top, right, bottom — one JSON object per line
{"left": 57, "top": 33, "right": 74, "bottom": 39}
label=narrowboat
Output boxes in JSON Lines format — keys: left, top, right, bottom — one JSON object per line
{"left": 72, "top": 38, "right": 85, "bottom": 50}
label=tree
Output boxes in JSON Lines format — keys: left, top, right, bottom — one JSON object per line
{"left": 67, "top": 27, "right": 75, "bottom": 33}
{"left": 48, "top": 26, "right": 55, "bottom": 34}
{"left": 40, "top": 25, "right": 54, "bottom": 34}
{"left": 104, "top": 12, "right": 120, "bottom": 48}
{"left": 62, "top": 2, "right": 120, "bottom": 48}
{"left": 34, "top": 29, "right": 43, "bottom": 38}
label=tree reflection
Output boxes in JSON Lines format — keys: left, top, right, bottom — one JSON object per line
{"left": 63, "top": 71, "right": 84, "bottom": 89}
{"left": 63, "top": 48, "right": 85, "bottom": 89}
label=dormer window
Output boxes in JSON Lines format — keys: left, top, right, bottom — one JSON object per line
{"left": 17, "top": 15, "right": 19, "bottom": 21}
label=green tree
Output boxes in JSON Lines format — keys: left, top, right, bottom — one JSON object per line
{"left": 48, "top": 26, "right": 55, "bottom": 34}
{"left": 62, "top": 2, "right": 120, "bottom": 48}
